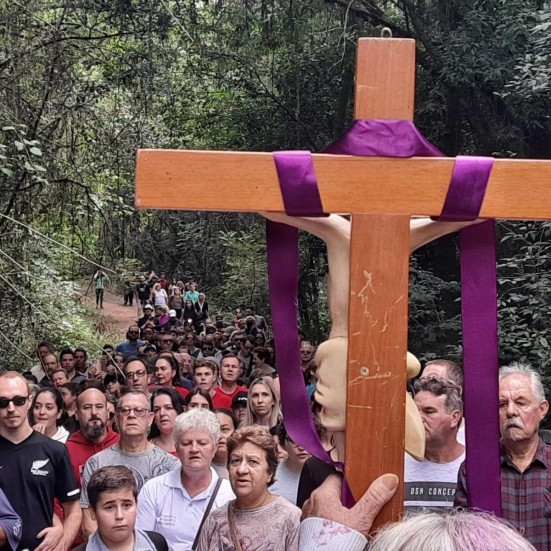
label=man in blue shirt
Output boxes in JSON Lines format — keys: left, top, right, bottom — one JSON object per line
{"left": 115, "top": 326, "right": 146, "bottom": 359}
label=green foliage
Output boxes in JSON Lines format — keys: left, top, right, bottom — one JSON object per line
{"left": 1, "top": 0, "right": 551, "bottom": 382}
{"left": 409, "top": 255, "right": 462, "bottom": 363}
{"left": 215, "top": 226, "right": 270, "bottom": 317}
{"left": 497, "top": 221, "right": 551, "bottom": 375}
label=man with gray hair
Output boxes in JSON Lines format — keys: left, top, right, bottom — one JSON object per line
{"left": 421, "top": 359, "right": 464, "bottom": 390}
{"left": 405, "top": 376, "right": 465, "bottom": 511}
{"left": 455, "top": 362, "right": 551, "bottom": 550}
{"left": 420, "top": 358, "right": 465, "bottom": 445}
{"left": 80, "top": 389, "right": 179, "bottom": 538}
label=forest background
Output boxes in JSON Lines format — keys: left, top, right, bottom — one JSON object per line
{"left": 1, "top": 0, "right": 551, "bottom": 381}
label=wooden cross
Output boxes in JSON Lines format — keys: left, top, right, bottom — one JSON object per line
{"left": 135, "top": 38, "right": 551, "bottom": 527}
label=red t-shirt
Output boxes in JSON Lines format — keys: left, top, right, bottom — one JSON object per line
{"left": 212, "top": 385, "right": 248, "bottom": 409}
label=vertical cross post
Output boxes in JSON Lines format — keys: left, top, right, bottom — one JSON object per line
{"left": 345, "top": 38, "right": 415, "bottom": 527}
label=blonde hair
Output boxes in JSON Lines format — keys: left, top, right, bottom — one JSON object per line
{"left": 243, "top": 377, "right": 281, "bottom": 429}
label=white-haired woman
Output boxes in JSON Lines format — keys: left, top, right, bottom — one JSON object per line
{"left": 136, "top": 408, "right": 234, "bottom": 549}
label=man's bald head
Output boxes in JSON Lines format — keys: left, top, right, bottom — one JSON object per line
{"left": 76, "top": 388, "right": 109, "bottom": 442}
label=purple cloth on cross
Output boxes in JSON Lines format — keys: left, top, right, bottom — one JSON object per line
{"left": 269, "top": 120, "right": 501, "bottom": 514}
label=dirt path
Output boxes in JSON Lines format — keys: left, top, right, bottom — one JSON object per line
{"left": 80, "top": 288, "right": 140, "bottom": 338}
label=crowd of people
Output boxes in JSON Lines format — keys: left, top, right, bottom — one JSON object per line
{"left": 0, "top": 273, "right": 548, "bottom": 550}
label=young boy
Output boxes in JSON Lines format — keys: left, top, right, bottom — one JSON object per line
{"left": 74, "top": 466, "right": 167, "bottom": 550}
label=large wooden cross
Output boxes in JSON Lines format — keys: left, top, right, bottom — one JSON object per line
{"left": 135, "top": 38, "right": 551, "bottom": 526}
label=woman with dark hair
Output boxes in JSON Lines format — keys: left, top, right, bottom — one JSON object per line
{"left": 197, "top": 426, "right": 301, "bottom": 551}
{"left": 153, "top": 354, "right": 189, "bottom": 398}
{"left": 104, "top": 372, "right": 125, "bottom": 400}
{"left": 212, "top": 408, "right": 238, "bottom": 480}
{"left": 30, "top": 388, "right": 70, "bottom": 443}
{"left": 183, "top": 387, "right": 214, "bottom": 411}
{"left": 149, "top": 387, "right": 184, "bottom": 456}
{"left": 182, "top": 299, "right": 201, "bottom": 332}
{"left": 59, "top": 382, "right": 79, "bottom": 433}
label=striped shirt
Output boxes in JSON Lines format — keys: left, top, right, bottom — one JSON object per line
{"left": 454, "top": 438, "right": 551, "bottom": 550}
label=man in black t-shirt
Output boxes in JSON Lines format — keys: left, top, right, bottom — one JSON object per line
{"left": 0, "top": 371, "right": 81, "bottom": 550}
{"left": 135, "top": 275, "right": 152, "bottom": 310}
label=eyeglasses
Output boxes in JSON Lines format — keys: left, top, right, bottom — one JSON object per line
{"left": 0, "top": 396, "right": 28, "bottom": 409}
{"left": 160, "top": 339, "right": 174, "bottom": 344}
{"left": 117, "top": 406, "right": 149, "bottom": 417}
{"left": 124, "top": 369, "right": 147, "bottom": 379}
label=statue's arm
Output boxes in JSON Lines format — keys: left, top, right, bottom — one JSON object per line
{"left": 410, "top": 218, "right": 483, "bottom": 253}
{"left": 260, "top": 212, "right": 350, "bottom": 338}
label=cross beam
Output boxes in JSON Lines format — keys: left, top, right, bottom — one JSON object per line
{"left": 136, "top": 154, "right": 551, "bottom": 218}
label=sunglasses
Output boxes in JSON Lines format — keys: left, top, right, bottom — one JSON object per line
{"left": 0, "top": 395, "right": 28, "bottom": 409}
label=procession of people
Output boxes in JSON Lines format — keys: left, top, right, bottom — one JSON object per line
{"left": 0, "top": 272, "right": 548, "bottom": 550}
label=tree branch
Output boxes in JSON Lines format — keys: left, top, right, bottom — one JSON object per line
{"left": 324, "top": 0, "right": 412, "bottom": 37}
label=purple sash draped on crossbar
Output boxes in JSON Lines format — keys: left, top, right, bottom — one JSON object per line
{"left": 267, "top": 119, "right": 502, "bottom": 515}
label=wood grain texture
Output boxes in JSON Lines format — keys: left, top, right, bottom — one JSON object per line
{"left": 345, "top": 38, "right": 414, "bottom": 528}
{"left": 355, "top": 38, "right": 415, "bottom": 120}
{"left": 346, "top": 213, "right": 410, "bottom": 525}
{"left": 136, "top": 151, "right": 551, "bottom": 219}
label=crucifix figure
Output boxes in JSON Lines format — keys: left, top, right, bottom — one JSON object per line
{"left": 135, "top": 37, "right": 551, "bottom": 527}
{"left": 260, "top": 211, "right": 477, "bottom": 466}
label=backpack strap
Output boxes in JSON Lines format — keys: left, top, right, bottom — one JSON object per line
{"left": 145, "top": 530, "right": 169, "bottom": 551}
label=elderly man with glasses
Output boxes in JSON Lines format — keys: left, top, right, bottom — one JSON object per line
{"left": 80, "top": 389, "right": 179, "bottom": 538}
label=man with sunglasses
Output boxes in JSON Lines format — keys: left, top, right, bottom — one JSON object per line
{"left": 115, "top": 325, "right": 146, "bottom": 359}
{"left": 236, "top": 335, "right": 255, "bottom": 378}
{"left": 80, "top": 389, "right": 179, "bottom": 539}
{"left": 0, "top": 371, "right": 81, "bottom": 550}
{"left": 157, "top": 333, "right": 176, "bottom": 353}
